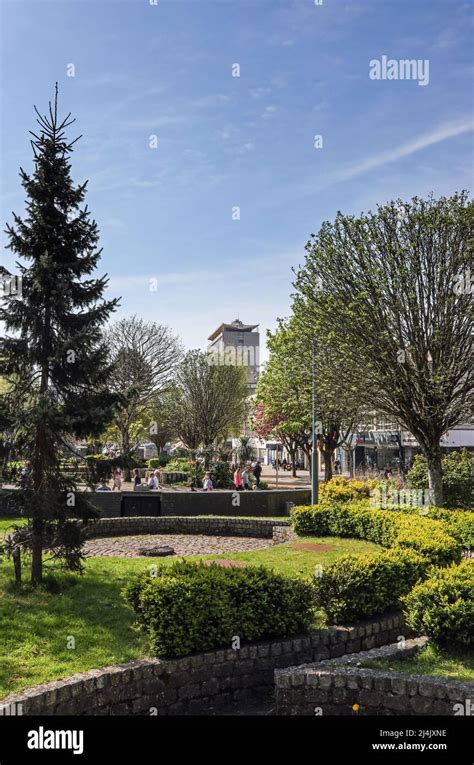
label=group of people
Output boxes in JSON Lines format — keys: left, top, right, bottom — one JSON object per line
{"left": 232, "top": 460, "right": 262, "bottom": 490}
{"left": 95, "top": 460, "right": 265, "bottom": 493}
{"left": 97, "top": 467, "right": 162, "bottom": 492}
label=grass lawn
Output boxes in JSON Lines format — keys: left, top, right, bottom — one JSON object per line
{"left": 0, "top": 517, "right": 27, "bottom": 535}
{"left": 360, "top": 643, "right": 474, "bottom": 683}
{"left": 0, "top": 530, "right": 381, "bottom": 698}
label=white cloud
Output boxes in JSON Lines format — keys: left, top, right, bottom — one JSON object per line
{"left": 332, "top": 116, "right": 474, "bottom": 183}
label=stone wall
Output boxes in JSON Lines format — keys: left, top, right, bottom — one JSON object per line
{"left": 275, "top": 639, "right": 474, "bottom": 716}
{"left": 0, "top": 488, "right": 310, "bottom": 519}
{"left": 81, "top": 515, "right": 293, "bottom": 544}
{"left": 159, "top": 489, "right": 310, "bottom": 518}
{"left": 0, "top": 613, "right": 410, "bottom": 716}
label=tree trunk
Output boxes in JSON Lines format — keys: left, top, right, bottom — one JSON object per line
{"left": 321, "top": 450, "right": 333, "bottom": 482}
{"left": 425, "top": 448, "right": 444, "bottom": 506}
{"left": 13, "top": 546, "right": 21, "bottom": 584}
{"left": 122, "top": 429, "right": 132, "bottom": 482}
{"left": 31, "top": 525, "right": 43, "bottom": 585}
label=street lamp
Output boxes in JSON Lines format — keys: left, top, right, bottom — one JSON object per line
{"left": 311, "top": 342, "right": 319, "bottom": 505}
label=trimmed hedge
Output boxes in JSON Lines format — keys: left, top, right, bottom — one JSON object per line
{"left": 291, "top": 503, "right": 461, "bottom": 566}
{"left": 403, "top": 560, "right": 474, "bottom": 648}
{"left": 314, "top": 548, "right": 427, "bottom": 623}
{"left": 291, "top": 503, "right": 462, "bottom": 622}
{"left": 123, "top": 560, "right": 316, "bottom": 658}
{"left": 318, "top": 477, "right": 375, "bottom": 506}
{"left": 378, "top": 505, "right": 473, "bottom": 551}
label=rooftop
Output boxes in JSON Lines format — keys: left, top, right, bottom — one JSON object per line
{"left": 208, "top": 319, "right": 259, "bottom": 342}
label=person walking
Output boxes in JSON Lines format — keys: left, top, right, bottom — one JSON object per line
{"left": 253, "top": 460, "right": 262, "bottom": 488}
{"left": 133, "top": 468, "right": 141, "bottom": 488}
{"left": 234, "top": 467, "right": 243, "bottom": 491}
{"left": 112, "top": 467, "right": 123, "bottom": 491}
{"left": 203, "top": 472, "right": 213, "bottom": 491}
{"left": 242, "top": 466, "right": 250, "bottom": 490}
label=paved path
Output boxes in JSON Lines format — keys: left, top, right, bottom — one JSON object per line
{"left": 84, "top": 533, "right": 275, "bottom": 558}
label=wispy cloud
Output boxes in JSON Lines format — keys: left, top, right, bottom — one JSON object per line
{"left": 332, "top": 117, "right": 474, "bottom": 183}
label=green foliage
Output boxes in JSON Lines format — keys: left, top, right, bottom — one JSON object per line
{"left": 123, "top": 560, "right": 316, "bottom": 658}
{"left": 314, "top": 548, "right": 427, "bottom": 623}
{"left": 379, "top": 505, "right": 474, "bottom": 551}
{"left": 291, "top": 503, "right": 461, "bottom": 567}
{"left": 319, "top": 477, "right": 375, "bottom": 505}
{"left": 147, "top": 456, "right": 171, "bottom": 469}
{"left": 165, "top": 457, "right": 192, "bottom": 472}
{"left": 407, "top": 450, "right": 474, "bottom": 509}
{"left": 211, "top": 461, "right": 233, "bottom": 488}
{"left": 403, "top": 560, "right": 474, "bottom": 648}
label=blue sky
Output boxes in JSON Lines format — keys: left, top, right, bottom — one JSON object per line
{"left": 1, "top": 0, "right": 473, "bottom": 358}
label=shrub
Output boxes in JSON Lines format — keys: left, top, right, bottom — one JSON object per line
{"left": 406, "top": 450, "right": 474, "bottom": 509}
{"left": 147, "top": 456, "right": 171, "bottom": 469}
{"left": 291, "top": 503, "right": 461, "bottom": 566}
{"left": 378, "top": 505, "right": 474, "bottom": 551}
{"left": 211, "top": 461, "right": 233, "bottom": 488}
{"left": 165, "top": 458, "right": 192, "bottom": 472}
{"left": 403, "top": 560, "right": 474, "bottom": 647}
{"left": 314, "top": 548, "right": 427, "bottom": 623}
{"left": 319, "top": 477, "right": 374, "bottom": 506}
{"left": 123, "top": 560, "right": 316, "bottom": 657}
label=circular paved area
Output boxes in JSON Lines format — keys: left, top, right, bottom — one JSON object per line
{"left": 84, "top": 533, "right": 274, "bottom": 558}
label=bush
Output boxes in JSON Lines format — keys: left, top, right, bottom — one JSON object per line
{"left": 147, "top": 456, "right": 170, "bottom": 469}
{"left": 403, "top": 560, "right": 474, "bottom": 648}
{"left": 291, "top": 503, "right": 461, "bottom": 566}
{"left": 406, "top": 450, "right": 474, "bottom": 509}
{"left": 165, "top": 458, "right": 192, "bottom": 472}
{"left": 314, "top": 548, "right": 427, "bottom": 623}
{"left": 210, "top": 461, "right": 233, "bottom": 489}
{"left": 378, "top": 505, "right": 474, "bottom": 551}
{"left": 123, "top": 560, "right": 316, "bottom": 657}
{"left": 319, "top": 477, "right": 374, "bottom": 506}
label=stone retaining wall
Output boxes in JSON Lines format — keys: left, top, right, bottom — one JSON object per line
{"left": 0, "top": 488, "right": 310, "bottom": 519}
{"left": 80, "top": 515, "right": 294, "bottom": 543}
{"left": 275, "top": 639, "right": 474, "bottom": 716}
{"left": 0, "top": 613, "right": 410, "bottom": 716}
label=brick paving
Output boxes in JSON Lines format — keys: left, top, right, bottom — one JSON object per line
{"left": 83, "top": 533, "right": 275, "bottom": 558}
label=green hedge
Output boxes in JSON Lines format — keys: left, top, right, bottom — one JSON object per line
{"left": 378, "top": 505, "right": 473, "bottom": 551}
{"left": 291, "top": 504, "right": 461, "bottom": 566}
{"left": 291, "top": 503, "right": 462, "bottom": 622}
{"left": 403, "top": 560, "right": 474, "bottom": 647}
{"left": 314, "top": 548, "right": 427, "bottom": 623}
{"left": 123, "top": 560, "right": 316, "bottom": 658}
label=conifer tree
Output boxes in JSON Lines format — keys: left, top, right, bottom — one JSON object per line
{"left": 0, "top": 85, "right": 121, "bottom": 583}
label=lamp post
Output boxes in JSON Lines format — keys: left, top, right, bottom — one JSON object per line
{"left": 311, "top": 342, "right": 319, "bottom": 505}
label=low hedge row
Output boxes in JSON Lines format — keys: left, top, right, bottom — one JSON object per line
{"left": 403, "top": 560, "right": 474, "bottom": 648}
{"left": 378, "top": 505, "right": 473, "bottom": 551}
{"left": 314, "top": 548, "right": 426, "bottom": 623}
{"left": 291, "top": 503, "right": 462, "bottom": 623}
{"left": 291, "top": 503, "right": 461, "bottom": 566}
{"left": 123, "top": 560, "right": 315, "bottom": 658}
{"left": 318, "top": 477, "right": 376, "bottom": 506}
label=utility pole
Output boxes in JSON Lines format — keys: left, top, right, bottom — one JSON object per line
{"left": 311, "top": 341, "right": 319, "bottom": 505}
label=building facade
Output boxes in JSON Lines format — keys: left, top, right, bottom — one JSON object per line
{"left": 207, "top": 319, "right": 260, "bottom": 392}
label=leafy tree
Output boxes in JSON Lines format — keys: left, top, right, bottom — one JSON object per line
{"left": 0, "top": 86, "right": 121, "bottom": 583}
{"left": 173, "top": 350, "right": 248, "bottom": 465}
{"left": 105, "top": 315, "right": 182, "bottom": 472}
{"left": 235, "top": 436, "right": 255, "bottom": 465}
{"left": 295, "top": 193, "right": 473, "bottom": 505}
{"left": 256, "top": 318, "right": 358, "bottom": 481}
{"left": 407, "top": 449, "right": 474, "bottom": 509}
{"left": 252, "top": 401, "right": 301, "bottom": 476}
